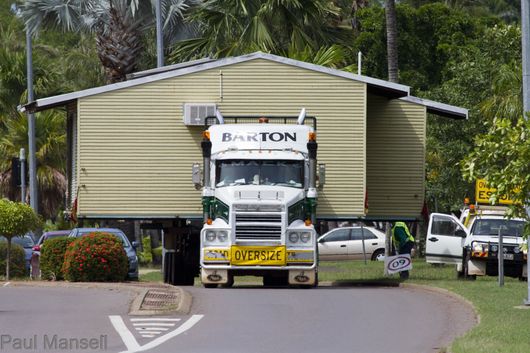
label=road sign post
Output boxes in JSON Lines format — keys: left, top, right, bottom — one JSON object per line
{"left": 498, "top": 227, "right": 504, "bottom": 287}
{"left": 20, "top": 148, "right": 26, "bottom": 203}
{"left": 525, "top": 206, "right": 530, "bottom": 306}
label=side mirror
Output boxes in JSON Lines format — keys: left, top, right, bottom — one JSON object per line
{"left": 318, "top": 163, "right": 326, "bottom": 189}
{"left": 455, "top": 229, "right": 467, "bottom": 238}
{"left": 132, "top": 241, "right": 139, "bottom": 249}
{"left": 192, "top": 163, "right": 203, "bottom": 190}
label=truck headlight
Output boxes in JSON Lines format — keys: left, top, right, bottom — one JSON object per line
{"left": 217, "top": 231, "right": 228, "bottom": 242}
{"left": 288, "top": 232, "right": 300, "bottom": 243}
{"left": 472, "top": 242, "right": 487, "bottom": 253}
{"left": 300, "top": 232, "right": 311, "bottom": 243}
{"left": 205, "top": 231, "right": 217, "bottom": 242}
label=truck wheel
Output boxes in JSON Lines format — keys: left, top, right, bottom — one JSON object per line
{"left": 203, "top": 283, "right": 218, "bottom": 288}
{"left": 463, "top": 253, "right": 476, "bottom": 281}
{"left": 220, "top": 273, "right": 234, "bottom": 288}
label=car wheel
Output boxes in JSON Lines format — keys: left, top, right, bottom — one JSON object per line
{"left": 371, "top": 249, "right": 385, "bottom": 261}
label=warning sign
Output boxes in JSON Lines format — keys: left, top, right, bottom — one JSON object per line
{"left": 475, "top": 179, "right": 518, "bottom": 205}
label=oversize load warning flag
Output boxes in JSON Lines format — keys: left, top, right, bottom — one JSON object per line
{"left": 385, "top": 254, "right": 412, "bottom": 274}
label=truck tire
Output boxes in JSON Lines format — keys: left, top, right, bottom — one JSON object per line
{"left": 203, "top": 283, "right": 218, "bottom": 288}
{"left": 220, "top": 273, "right": 234, "bottom": 288}
{"left": 463, "top": 252, "right": 476, "bottom": 281}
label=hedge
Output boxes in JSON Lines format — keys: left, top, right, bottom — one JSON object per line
{"left": 63, "top": 232, "right": 128, "bottom": 282}
{"left": 40, "top": 237, "right": 74, "bottom": 280}
{"left": 0, "top": 242, "right": 26, "bottom": 278}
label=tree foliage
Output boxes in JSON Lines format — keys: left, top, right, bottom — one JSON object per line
{"left": 0, "top": 199, "right": 41, "bottom": 279}
{"left": 462, "top": 116, "right": 530, "bottom": 229}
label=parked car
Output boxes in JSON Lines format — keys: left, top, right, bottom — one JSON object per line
{"left": 0, "top": 234, "right": 35, "bottom": 274}
{"left": 33, "top": 230, "right": 71, "bottom": 252}
{"left": 318, "top": 226, "right": 386, "bottom": 261}
{"left": 68, "top": 228, "right": 139, "bottom": 280}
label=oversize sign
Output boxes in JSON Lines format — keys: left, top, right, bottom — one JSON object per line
{"left": 475, "top": 179, "right": 517, "bottom": 205}
{"left": 231, "top": 246, "right": 286, "bottom": 266}
{"left": 385, "top": 254, "right": 412, "bottom": 274}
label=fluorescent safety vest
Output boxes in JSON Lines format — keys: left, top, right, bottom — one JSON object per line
{"left": 391, "top": 222, "right": 414, "bottom": 249}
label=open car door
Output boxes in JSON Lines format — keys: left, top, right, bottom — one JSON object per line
{"left": 426, "top": 213, "right": 468, "bottom": 265}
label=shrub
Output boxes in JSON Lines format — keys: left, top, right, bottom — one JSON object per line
{"left": 40, "top": 237, "right": 74, "bottom": 280}
{"left": 152, "top": 246, "right": 162, "bottom": 264}
{"left": 138, "top": 236, "right": 152, "bottom": 266}
{"left": 0, "top": 243, "right": 26, "bottom": 278}
{"left": 63, "top": 232, "right": 128, "bottom": 282}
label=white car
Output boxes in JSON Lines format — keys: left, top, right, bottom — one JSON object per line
{"left": 318, "top": 226, "right": 386, "bottom": 261}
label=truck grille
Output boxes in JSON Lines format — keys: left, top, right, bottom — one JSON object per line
{"left": 235, "top": 213, "right": 282, "bottom": 240}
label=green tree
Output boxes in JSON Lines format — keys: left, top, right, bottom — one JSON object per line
{"left": 0, "top": 111, "right": 66, "bottom": 219}
{"left": 462, "top": 116, "right": 530, "bottom": 228}
{"left": 170, "top": 0, "right": 348, "bottom": 61}
{"left": 20, "top": 0, "right": 197, "bottom": 83}
{"left": 0, "top": 199, "right": 40, "bottom": 280}
{"left": 424, "top": 23, "right": 520, "bottom": 212}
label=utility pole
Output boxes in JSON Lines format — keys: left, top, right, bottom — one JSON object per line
{"left": 155, "top": 0, "right": 164, "bottom": 68}
{"left": 522, "top": 0, "right": 530, "bottom": 117}
{"left": 26, "top": 27, "right": 38, "bottom": 213}
{"left": 522, "top": 0, "right": 530, "bottom": 306}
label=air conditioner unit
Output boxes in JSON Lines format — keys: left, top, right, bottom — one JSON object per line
{"left": 183, "top": 103, "right": 217, "bottom": 126}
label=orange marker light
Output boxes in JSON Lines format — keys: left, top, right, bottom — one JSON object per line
{"left": 203, "top": 131, "right": 210, "bottom": 140}
{"left": 464, "top": 197, "right": 470, "bottom": 205}
{"left": 206, "top": 218, "right": 213, "bottom": 225}
{"left": 305, "top": 219, "right": 312, "bottom": 226}
{"left": 308, "top": 132, "right": 316, "bottom": 141}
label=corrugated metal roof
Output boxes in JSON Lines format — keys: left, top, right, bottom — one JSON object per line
{"left": 21, "top": 52, "right": 410, "bottom": 112}
{"left": 19, "top": 51, "right": 468, "bottom": 120}
{"left": 400, "top": 96, "right": 468, "bottom": 120}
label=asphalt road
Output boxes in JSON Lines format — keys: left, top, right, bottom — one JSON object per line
{"left": 0, "top": 284, "right": 476, "bottom": 353}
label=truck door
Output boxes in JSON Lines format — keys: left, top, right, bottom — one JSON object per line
{"left": 426, "top": 213, "right": 468, "bottom": 265}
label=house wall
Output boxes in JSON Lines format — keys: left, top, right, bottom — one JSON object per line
{"left": 366, "top": 94, "right": 426, "bottom": 218}
{"left": 76, "top": 59, "right": 367, "bottom": 218}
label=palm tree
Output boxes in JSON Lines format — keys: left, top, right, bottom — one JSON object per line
{"left": 0, "top": 111, "right": 66, "bottom": 220}
{"left": 385, "top": 0, "right": 398, "bottom": 82}
{"left": 170, "top": 0, "right": 347, "bottom": 61}
{"left": 20, "top": 0, "right": 197, "bottom": 83}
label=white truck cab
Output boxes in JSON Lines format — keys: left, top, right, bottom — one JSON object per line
{"left": 426, "top": 212, "right": 528, "bottom": 279}
{"left": 196, "top": 111, "right": 319, "bottom": 288}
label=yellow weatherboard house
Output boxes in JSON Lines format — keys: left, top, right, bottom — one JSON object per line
{"left": 23, "top": 52, "right": 467, "bottom": 221}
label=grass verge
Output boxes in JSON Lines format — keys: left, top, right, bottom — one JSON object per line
{"left": 319, "top": 259, "right": 530, "bottom": 353}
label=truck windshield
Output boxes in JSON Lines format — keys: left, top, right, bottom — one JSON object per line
{"left": 471, "top": 219, "right": 526, "bottom": 237}
{"left": 216, "top": 160, "right": 303, "bottom": 188}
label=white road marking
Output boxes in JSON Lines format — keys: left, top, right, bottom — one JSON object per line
{"left": 135, "top": 327, "right": 169, "bottom": 331}
{"left": 130, "top": 318, "right": 181, "bottom": 322}
{"left": 110, "top": 315, "right": 204, "bottom": 353}
{"left": 138, "top": 331, "right": 162, "bottom": 335}
{"left": 109, "top": 316, "right": 141, "bottom": 352}
{"left": 132, "top": 323, "right": 175, "bottom": 327}
{"left": 3, "top": 282, "right": 10, "bottom": 287}
{"left": 141, "top": 335, "right": 155, "bottom": 338}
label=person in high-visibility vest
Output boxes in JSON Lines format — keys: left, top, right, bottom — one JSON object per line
{"left": 392, "top": 222, "right": 415, "bottom": 279}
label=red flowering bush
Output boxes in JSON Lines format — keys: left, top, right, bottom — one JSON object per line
{"left": 40, "top": 237, "right": 74, "bottom": 280}
{"left": 62, "top": 232, "right": 128, "bottom": 282}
